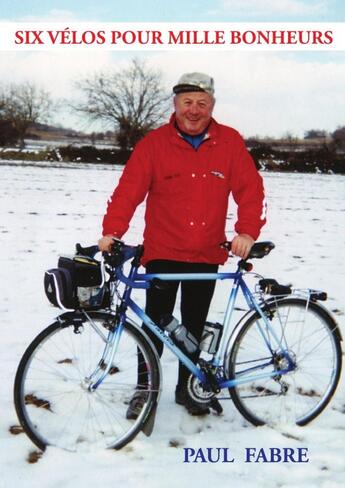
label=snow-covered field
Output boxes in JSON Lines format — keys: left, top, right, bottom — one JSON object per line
{"left": 0, "top": 161, "right": 344, "bottom": 488}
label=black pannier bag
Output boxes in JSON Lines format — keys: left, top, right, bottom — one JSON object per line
{"left": 44, "top": 255, "right": 109, "bottom": 310}
{"left": 44, "top": 267, "right": 76, "bottom": 309}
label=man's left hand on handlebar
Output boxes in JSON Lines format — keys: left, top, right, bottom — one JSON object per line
{"left": 231, "top": 234, "right": 254, "bottom": 260}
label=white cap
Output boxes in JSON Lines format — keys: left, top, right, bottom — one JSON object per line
{"left": 173, "top": 72, "right": 215, "bottom": 96}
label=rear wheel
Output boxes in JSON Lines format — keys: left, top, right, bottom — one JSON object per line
{"left": 14, "top": 312, "right": 160, "bottom": 451}
{"left": 227, "top": 298, "right": 342, "bottom": 426}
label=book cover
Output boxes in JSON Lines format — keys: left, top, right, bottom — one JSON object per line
{"left": 0, "top": 2, "right": 344, "bottom": 487}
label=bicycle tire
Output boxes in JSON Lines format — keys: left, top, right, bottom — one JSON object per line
{"left": 226, "top": 298, "right": 342, "bottom": 426}
{"left": 14, "top": 311, "right": 160, "bottom": 451}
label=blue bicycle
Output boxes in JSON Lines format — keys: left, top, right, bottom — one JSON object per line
{"left": 14, "top": 240, "right": 343, "bottom": 452}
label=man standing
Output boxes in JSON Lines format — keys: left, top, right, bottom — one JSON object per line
{"left": 99, "top": 72, "right": 266, "bottom": 417}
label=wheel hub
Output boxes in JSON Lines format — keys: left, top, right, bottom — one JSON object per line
{"left": 80, "top": 377, "right": 94, "bottom": 391}
{"left": 274, "top": 350, "right": 296, "bottom": 371}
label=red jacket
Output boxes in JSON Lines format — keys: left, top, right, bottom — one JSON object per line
{"left": 103, "top": 115, "right": 266, "bottom": 265}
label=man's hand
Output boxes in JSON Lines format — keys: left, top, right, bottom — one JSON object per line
{"left": 98, "top": 235, "right": 118, "bottom": 252}
{"left": 231, "top": 234, "right": 254, "bottom": 259}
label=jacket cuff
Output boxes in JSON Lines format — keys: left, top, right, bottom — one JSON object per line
{"left": 234, "top": 225, "right": 260, "bottom": 241}
{"left": 102, "top": 229, "right": 122, "bottom": 238}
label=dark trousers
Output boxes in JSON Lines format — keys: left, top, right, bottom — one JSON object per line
{"left": 139, "top": 260, "right": 218, "bottom": 388}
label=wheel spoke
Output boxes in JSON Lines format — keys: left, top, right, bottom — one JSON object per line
{"left": 14, "top": 313, "right": 160, "bottom": 451}
{"left": 228, "top": 298, "right": 341, "bottom": 426}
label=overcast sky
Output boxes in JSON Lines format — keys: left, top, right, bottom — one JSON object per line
{"left": 0, "top": 0, "right": 344, "bottom": 138}
{"left": 1, "top": 0, "right": 344, "bottom": 22}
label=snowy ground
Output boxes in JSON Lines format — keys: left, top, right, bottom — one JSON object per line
{"left": 0, "top": 161, "right": 344, "bottom": 488}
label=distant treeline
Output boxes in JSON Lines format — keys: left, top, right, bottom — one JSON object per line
{"left": 1, "top": 142, "right": 344, "bottom": 174}
{"left": 249, "top": 144, "right": 345, "bottom": 174}
{"left": 0, "top": 146, "right": 130, "bottom": 165}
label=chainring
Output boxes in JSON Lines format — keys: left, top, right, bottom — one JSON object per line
{"left": 186, "top": 374, "right": 215, "bottom": 405}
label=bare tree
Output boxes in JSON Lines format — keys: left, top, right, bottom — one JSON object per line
{"left": 332, "top": 126, "right": 345, "bottom": 150}
{"left": 74, "top": 59, "right": 170, "bottom": 152}
{"left": 304, "top": 129, "right": 327, "bottom": 140}
{"left": 0, "top": 82, "right": 52, "bottom": 146}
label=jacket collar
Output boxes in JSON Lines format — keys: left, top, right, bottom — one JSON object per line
{"left": 168, "top": 113, "right": 219, "bottom": 142}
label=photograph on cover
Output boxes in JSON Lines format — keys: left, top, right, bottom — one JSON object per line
{"left": 0, "top": 1, "right": 344, "bottom": 487}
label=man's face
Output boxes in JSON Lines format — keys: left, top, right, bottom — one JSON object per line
{"left": 174, "top": 92, "right": 215, "bottom": 135}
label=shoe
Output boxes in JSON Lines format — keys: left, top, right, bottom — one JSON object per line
{"left": 126, "top": 390, "right": 148, "bottom": 420}
{"left": 174, "top": 386, "right": 209, "bottom": 416}
{"left": 175, "top": 386, "right": 223, "bottom": 415}
{"left": 175, "top": 386, "right": 223, "bottom": 416}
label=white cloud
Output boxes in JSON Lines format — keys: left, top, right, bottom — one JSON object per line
{"left": 0, "top": 50, "right": 117, "bottom": 130}
{"left": 1, "top": 50, "right": 344, "bottom": 137}
{"left": 218, "top": 0, "right": 328, "bottom": 16}
{"left": 0, "top": 51, "right": 113, "bottom": 94}
{"left": 147, "top": 51, "right": 345, "bottom": 137}
{"left": 16, "top": 9, "right": 78, "bottom": 22}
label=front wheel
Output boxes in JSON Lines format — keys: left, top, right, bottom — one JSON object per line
{"left": 14, "top": 311, "right": 160, "bottom": 451}
{"left": 227, "top": 298, "right": 342, "bottom": 426}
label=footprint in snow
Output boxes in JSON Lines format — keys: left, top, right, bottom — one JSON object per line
{"left": 178, "top": 410, "right": 211, "bottom": 435}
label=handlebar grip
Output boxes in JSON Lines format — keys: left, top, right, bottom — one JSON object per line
{"left": 75, "top": 243, "right": 100, "bottom": 258}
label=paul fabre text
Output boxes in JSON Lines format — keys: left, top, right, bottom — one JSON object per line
{"left": 183, "top": 446, "right": 309, "bottom": 464}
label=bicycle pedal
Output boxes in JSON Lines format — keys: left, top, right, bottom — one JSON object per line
{"left": 210, "top": 398, "right": 223, "bottom": 415}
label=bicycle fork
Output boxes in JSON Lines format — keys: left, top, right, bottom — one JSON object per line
{"left": 67, "top": 310, "right": 123, "bottom": 392}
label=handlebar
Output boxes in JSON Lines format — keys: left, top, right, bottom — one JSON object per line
{"left": 75, "top": 240, "right": 275, "bottom": 267}
{"left": 75, "top": 240, "right": 144, "bottom": 268}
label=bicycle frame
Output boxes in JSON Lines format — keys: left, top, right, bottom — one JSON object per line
{"left": 16, "top": 239, "right": 342, "bottom": 451}
{"left": 90, "top": 260, "right": 295, "bottom": 391}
